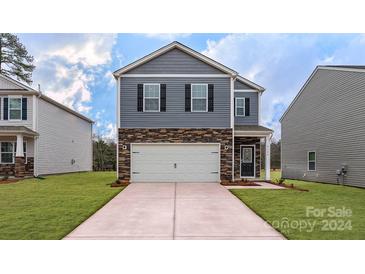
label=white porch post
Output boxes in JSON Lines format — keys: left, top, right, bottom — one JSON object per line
{"left": 265, "top": 135, "right": 271, "bottom": 181}
{"left": 16, "top": 134, "right": 24, "bottom": 157}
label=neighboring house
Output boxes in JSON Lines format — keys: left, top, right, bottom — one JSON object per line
{"left": 0, "top": 74, "right": 93, "bottom": 177}
{"left": 280, "top": 66, "right": 365, "bottom": 188}
{"left": 114, "top": 41, "right": 273, "bottom": 183}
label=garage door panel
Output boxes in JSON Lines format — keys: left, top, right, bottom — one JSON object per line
{"left": 131, "top": 144, "right": 220, "bottom": 182}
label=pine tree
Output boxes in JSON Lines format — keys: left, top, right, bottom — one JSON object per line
{"left": 0, "top": 33, "right": 35, "bottom": 84}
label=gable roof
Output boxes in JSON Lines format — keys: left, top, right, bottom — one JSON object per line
{"left": 279, "top": 65, "right": 365, "bottom": 122}
{"left": 113, "top": 41, "right": 265, "bottom": 91}
{"left": 0, "top": 74, "right": 93, "bottom": 123}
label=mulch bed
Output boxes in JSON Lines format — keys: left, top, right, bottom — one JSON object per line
{"left": 267, "top": 181, "right": 309, "bottom": 192}
{"left": 0, "top": 178, "right": 20, "bottom": 185}
{"left": 221, "top": 181, "right": 261, "bottom": 186}
{"left": 110, "top": 180, "right": 130, "bottom": 187}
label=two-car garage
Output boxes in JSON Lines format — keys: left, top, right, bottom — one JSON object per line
{"left": 130, "top": 144, "right": 220, "bottom": 183}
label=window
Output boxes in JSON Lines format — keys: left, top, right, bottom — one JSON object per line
{"left": 308, "top": 151, "right": 316, "bottom": 171}
{"left": 9, "top": 97, "right": 22, "bottom": 120}
{"left": 1, "top": 142, "right": 14, "bottom": 163}
{"left": 0, "top": 141, "right": 27, "bottom": 164}
{"left": 143, "top": 84, "right": 160, "bottom": 112}
{"left": 235, "top": 97, "right": 245, "bottom": 116}
{"left": 191, "top": 84, "right": 208, "bottom": 112}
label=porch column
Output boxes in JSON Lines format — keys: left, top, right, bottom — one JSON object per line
{"left": 16, "top": 134, "right": 24, "bottom": 157}
{"left": 265, "top": 135, "right": 271, "bottom": 181}
{"left": 15, "top": 134, "right": 25, "bottom": 178}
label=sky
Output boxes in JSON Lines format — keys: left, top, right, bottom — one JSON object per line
{"left": 17, "top": 33, "right": 365, "bottom": 140}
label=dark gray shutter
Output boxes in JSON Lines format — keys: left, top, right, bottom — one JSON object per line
{"left": 160, "top": 84, "right": 166, "bottom": 112}
{"left": 234, "top": 97, "right": 236, "bottom": 116}
{"left": 137, "top": 84, "right": 143, "bottom": 112}
{"left": 208, "top": 84, "right": 214, "bottom": 112}
{"left": 3, "top": 97, "right": 8, "bottom": 120}
{"left": 185, "top": 84, "right": 191, "bottom": 112}
{"left": 245, "top": 98, "right": 250, "bottom": 116}
{"left": 22, "top": 98, "right": 27, "bottom": 120}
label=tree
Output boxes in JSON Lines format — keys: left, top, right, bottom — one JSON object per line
{"left": 93, "top": 137, "right": 116, "bottom": 171}
{"left": 261, "top": 139, "right": 281, "bottom": 170}
{"left": 0, "top": 33, "right": 35, "bottom": 84}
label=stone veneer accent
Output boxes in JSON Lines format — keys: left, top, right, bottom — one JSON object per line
{"left": 234, "top": 137, "right": 261, "bottom": 179}
{"left": 118, "top": 128, "right": 233, "bottom": 183}
{"left": 0, "top": 157, "right": 34, "bottom": 177}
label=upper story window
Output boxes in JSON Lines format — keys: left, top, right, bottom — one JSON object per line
{"left": 191, "top": 84, "right": 208, "bottom": 112}
{"left": 308, "top": 151, "right": 316, "bottom": 171}
{"left": 143, "top": 84, "right": 160, "bottom": 112}
{"left": 9, "top": 97, "right": 22, "bottom": 120}
{"left": 235, "top": 97, "right": 245, "bottom": 116}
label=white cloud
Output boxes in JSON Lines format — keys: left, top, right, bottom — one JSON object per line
{"left": 43, "top": 34, "right": 116, "bottom": 67}
{"left": 144, "top": 33, "right": 191, "bottom": 41}
{"left": 103, "top": 122, "right": 117, "bottom": 140}
{"left": 202, "top": 34, "right": 363, "bottom": 139}
{"left": 104, "top": 70, "right": 115, "bottom": 88}
{"left": 31, "top": 34, "right": 117, "bottom": 114}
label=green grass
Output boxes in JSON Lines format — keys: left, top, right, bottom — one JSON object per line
{"left": 0, "top": 172, "right": 122, "bottom": 240}
{"left": 231, "top": 171, "right": 365, "bottom": 239}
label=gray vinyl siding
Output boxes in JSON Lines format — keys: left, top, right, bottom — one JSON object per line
{"left": 0, "top": 95, "right": 33, "bottom": 129}
{"left": 234, "top": 79, "right": 252, "bottom": 90}
{"left": 234, "top": 92, "right": 258, "bottom": 125}
{"left": 37, "top": 98, "right": 92, "bottom": 175}
{"left": 120, "top": 77, "right": 231, "bottom": 128}
{"left": 125, "top": 48, "right": 226, "bottom": 74}
{"left": 281, "top": 69, "right": 365, "bottom": 188}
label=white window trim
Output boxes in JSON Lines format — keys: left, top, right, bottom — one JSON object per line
{"left": 191, "top": 83, "right": 208, "bottom": 112}
{"left": 0, "top": 141, "right": 27, "bottom": 164}
{"left": 8, "top": 95, "right": 22, "bottom": 121}
{"left": 143, "top": 83, "right": 160, "bottom": 112}
{"left": 307, "top": 151, "right": 316, "bottom": 171}
{"left": 235, "top": 97, "right": 246, "bottom": 117}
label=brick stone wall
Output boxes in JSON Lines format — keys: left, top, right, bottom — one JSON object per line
{"left": 234, "top": 137, "right": 261, "bottom": 179}
{"left": 118, "top": 128, "right": 233, "bottom": 183}
{"left": 0, "top": 157, "right": 34, "bottom": 177}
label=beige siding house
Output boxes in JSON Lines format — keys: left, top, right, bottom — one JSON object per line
{"left": 0, "top": 74, "right": 93, "bottom": 177}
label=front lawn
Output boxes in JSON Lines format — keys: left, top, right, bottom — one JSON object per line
{"left": 0, "top": 172, "right": 122, "bottom": 240}
{"left": 231, "top": 172, "right": 365, "bottom": 239}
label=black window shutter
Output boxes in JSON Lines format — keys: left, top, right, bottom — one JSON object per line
{"left": 22, "top": 98, "right": 27, "bottom": 120}
{"left": 245, "top": 98, "right": 250, "bottom": 116}
{"left": 208, "top": 84, "right": 214, "bottom": 112}
{"left": 3, "top": 98, "right": 8, "bottom": 120}
{"left": 160, "top": 84, "right": 166, "bottom": 112}
{"left": 234, "top": 97, "right": 236, "bottom": 116}
{"left": 137, "top": 84, "right": 143, "bottom": 112}
{"left": 185, "top": 84, "right": 191, "bottom": 112}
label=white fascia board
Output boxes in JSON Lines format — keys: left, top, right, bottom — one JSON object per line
{"left": 113, "top": 42, "right": 237, "bottom": 77}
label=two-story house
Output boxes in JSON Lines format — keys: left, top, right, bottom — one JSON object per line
{"left": 114, "top": 41, "right": 273, "bottom": 184}
{"left": 281, "top": 65, "right": 365, "bottom": 188}
{"left": 0, "top": 74, "right": 93, "bottom": 178}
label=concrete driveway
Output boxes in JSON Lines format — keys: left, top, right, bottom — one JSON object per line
{"left": 65, "top": 183, "right": 284, "bottom": 240}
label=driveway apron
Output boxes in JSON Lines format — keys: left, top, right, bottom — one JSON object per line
{"left": 65, "top": 183, "right": 284, "bottom": 240}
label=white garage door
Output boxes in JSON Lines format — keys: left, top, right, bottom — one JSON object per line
{"left": 131, "top": 144, "right": 220, "bottom": 182}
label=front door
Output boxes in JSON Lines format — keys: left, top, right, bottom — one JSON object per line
{"left": 240, "top": 145, "right": 255, "bottom": 178}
